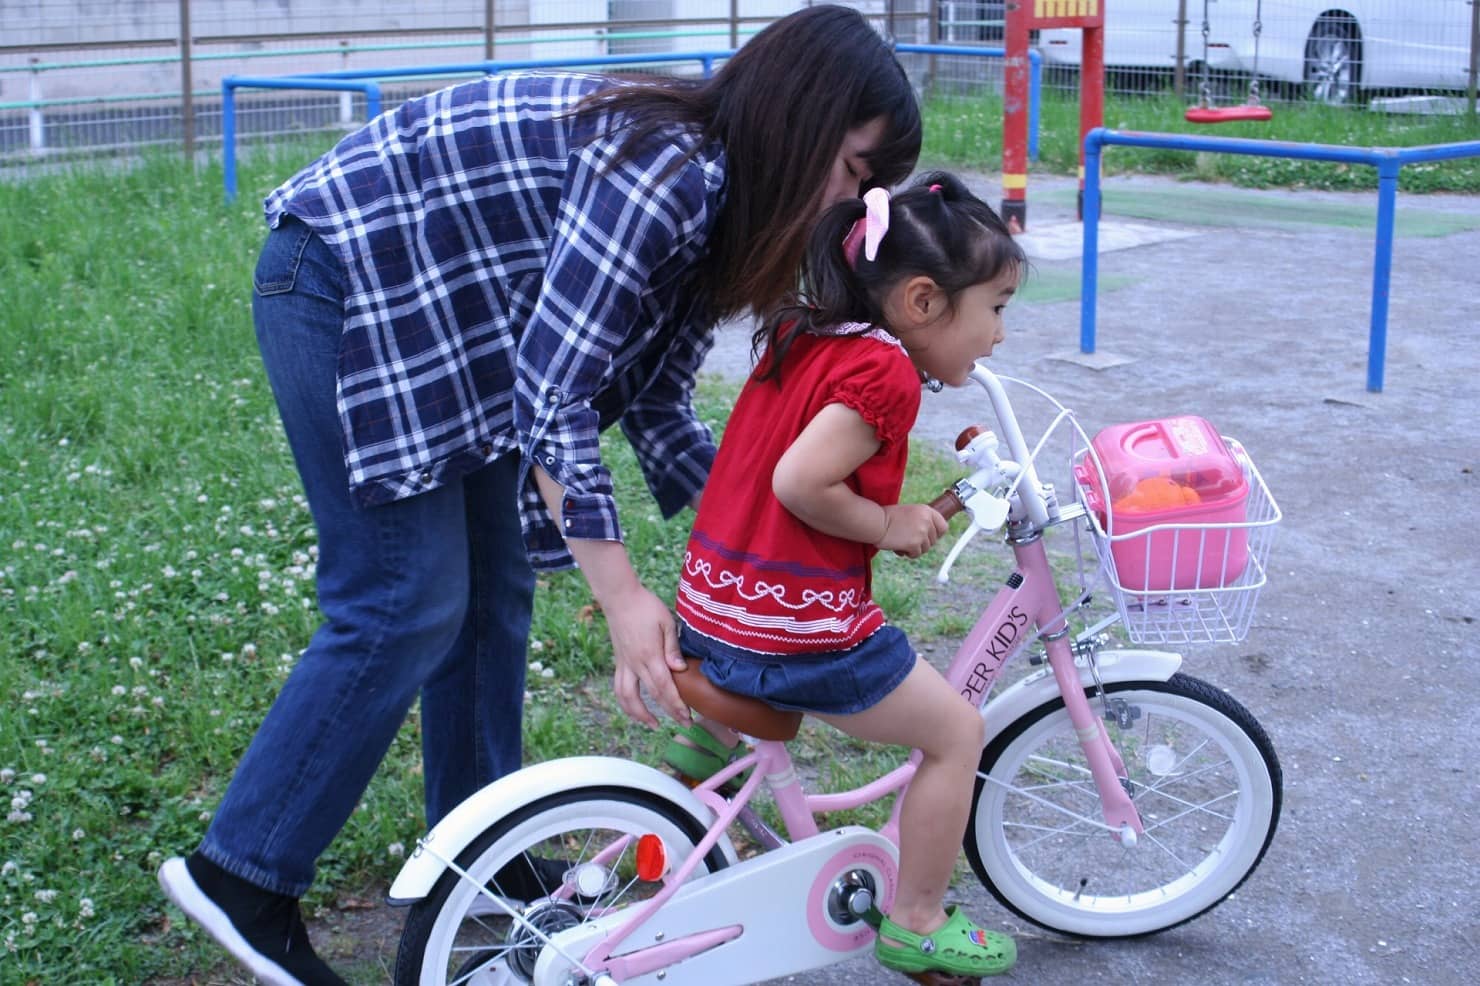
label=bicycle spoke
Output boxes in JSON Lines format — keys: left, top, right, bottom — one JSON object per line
{"left": 982, "top": 770, "right": 1112, "bottom": 832}
{"left": 1135, "top": 825, "right": 1199, "bottom": 874}
{"left": 1141, "top": 788, "right": 1238, "bottom": 832}
{"left": 1006, "top": 815, "right": 1101, "bottom": 854}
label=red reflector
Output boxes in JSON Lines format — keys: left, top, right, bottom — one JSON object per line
{"left": 635, "top": 834, "right": 667, "bottom": 882}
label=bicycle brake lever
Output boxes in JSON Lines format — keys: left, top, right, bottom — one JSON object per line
{"left": 936, "top": 522, "right": 981, "bottom": 584}
{"left": 935, "top": 490, "right": 1009, "bottom": 584}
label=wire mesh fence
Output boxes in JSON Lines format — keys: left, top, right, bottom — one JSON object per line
{"left": 2, "top": 0, "right": 1476, "bottom": 168}
{"left": 1037, "top": 1, "right": 1479, "bottom": 112}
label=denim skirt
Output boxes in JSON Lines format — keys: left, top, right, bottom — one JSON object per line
{"left": 677, "top": 622, "right": 917, "bottom": 716}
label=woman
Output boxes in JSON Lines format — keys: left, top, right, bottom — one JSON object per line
{"left": 157, "top": 6, "right": 921, "bottom": 984}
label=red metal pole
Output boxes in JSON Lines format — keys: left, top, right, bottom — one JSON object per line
{"left": 1001, "top": 1, "right": 1031, "bottom": 233}
{"left": 1079, "top": 22, "right": 1105, "bottom": 220}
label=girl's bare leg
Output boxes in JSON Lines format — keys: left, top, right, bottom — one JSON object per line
{"left": 817, "top": 657, "right": 985, "bottom": 937}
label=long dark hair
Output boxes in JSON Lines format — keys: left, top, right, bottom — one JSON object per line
{"left": 572, "top": 5, "right": 921, "bottom": 320}
{"left": 752, "top": 171, "right": 1027, "bottom": 381}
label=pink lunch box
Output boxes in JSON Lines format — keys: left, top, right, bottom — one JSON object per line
{"left": 1075, "top": 415, "right": 1250, "bottom": 592}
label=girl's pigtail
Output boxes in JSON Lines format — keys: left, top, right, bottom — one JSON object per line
{"left": 750, "top": 197, "right": 871, "bottom": 382}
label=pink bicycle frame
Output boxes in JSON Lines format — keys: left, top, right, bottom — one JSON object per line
{"left": 580, "top": 366, "right": 1146, "bottom": 976}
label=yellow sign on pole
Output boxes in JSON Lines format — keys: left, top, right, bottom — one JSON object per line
{"left": 1034, "top": 0, "right": 1099, "bottom": 19}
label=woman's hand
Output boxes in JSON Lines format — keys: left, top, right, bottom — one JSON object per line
{"left": 600, "top": 580, "right": 692, "bottom": 729}
{"left": 531, "top": 463, "right": 691, "bottom": 728}
{"left": 877, "top": 502, "right": 949, "bottom": 558}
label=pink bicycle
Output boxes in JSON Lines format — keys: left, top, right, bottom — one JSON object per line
{"left": 388, "top": 365, "right": 1284, "bottom": 986}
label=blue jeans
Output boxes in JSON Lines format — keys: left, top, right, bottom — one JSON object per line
{"left": 200, "top": 217, "right": 536, "bottom": 897}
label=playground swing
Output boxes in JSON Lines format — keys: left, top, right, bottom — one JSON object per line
{"left": 1185, "top": 0, "right": 1273, "bottom": 123}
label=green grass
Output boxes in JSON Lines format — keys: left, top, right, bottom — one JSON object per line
{"left": 922, "top": 88, "right": 1480, "bottom": 193}
{"left": 0, "top": 145, "right": 1010, "bottom": 980}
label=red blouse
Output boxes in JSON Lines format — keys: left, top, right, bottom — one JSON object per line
{"left": 676, "top": 325, "right": 922, "bottom": 655}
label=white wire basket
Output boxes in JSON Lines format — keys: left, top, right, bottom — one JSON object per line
{"left": 1072, "top": 438, "right": 1282, "bottom": 645}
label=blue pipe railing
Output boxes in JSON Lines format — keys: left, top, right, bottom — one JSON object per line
{"left": 223, "top": 44, "right": 1040, "bottom": 203}
{"left": 894, "top": 43, "right": 1042, "bottom": 163}
{"left": 222, "top": 77, "right": 384, "bottom": 201}
{"left": 1079, "top": 128, "right": 1480, "bottom": 392}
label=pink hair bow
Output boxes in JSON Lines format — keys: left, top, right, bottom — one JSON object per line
{"left": 842, "top": 187, "right": 891, "bottom": 269}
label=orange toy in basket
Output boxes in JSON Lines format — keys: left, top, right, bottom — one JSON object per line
{"left": 1113, "top": 476, "right": 1202, "bottom": 514}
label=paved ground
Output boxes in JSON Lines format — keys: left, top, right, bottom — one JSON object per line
{"left": 699, "top": 170, "right": 1479, "bottom": 986}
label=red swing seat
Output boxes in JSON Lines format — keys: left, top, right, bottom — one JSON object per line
{"left": 1185, "top": 104, "right": 1273, "bottom": 124}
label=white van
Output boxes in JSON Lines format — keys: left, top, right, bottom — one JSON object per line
{"left": 1037, "top": 1, "right": 1475, "bottom": 104}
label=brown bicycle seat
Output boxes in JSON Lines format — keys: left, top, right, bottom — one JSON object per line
{"left": 673, "top": 656, "right": 803, "bottom": 742}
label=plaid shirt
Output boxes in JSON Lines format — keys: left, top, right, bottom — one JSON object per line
{"left": 264, "top": 72, "right": 727, "bottom": 569}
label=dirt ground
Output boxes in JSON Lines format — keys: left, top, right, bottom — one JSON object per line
{"left": 164, "top": 169, "right": 1480, "bottom": 984}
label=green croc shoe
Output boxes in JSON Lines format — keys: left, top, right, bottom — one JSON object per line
{"left": 660, "top": 723, "right": 752, "bottom": 793}
{"left": 873, "top": 905, "right": 1016, "bottom": 978}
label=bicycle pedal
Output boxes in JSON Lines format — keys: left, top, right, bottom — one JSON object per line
{"left": 901, "top": 973, "right": 981, "bottom": 986}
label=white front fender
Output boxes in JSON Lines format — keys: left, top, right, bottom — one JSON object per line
{"left": 982, "top": 649, "right": 1183, "bottom": 747}
{"left": 387, "top": 756, "right": 738, "bottom": 904}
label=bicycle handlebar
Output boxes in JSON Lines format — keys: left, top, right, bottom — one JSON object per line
{"left": 929, "top": 488, "right": 965, "bottom": 520}
{"left": 967, "top": 364, "right": 1053, "bottom": 529}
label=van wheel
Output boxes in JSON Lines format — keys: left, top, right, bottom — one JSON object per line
{"left": 1303, "top": 14, "right": 1361, "bottom": 105}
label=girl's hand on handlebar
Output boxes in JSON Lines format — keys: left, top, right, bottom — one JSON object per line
{"left": 877, "top": 503, "right": 949, "bottom": 558}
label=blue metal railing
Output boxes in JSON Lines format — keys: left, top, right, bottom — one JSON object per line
{"left": 1079, "top": 128, "right": 1480, "bottom": 392}
{"left": 894, "top": 43, "right": 1042, "bottom": 163}
{"left": 222, "top": 44, "right": 1041, "bottom": 202}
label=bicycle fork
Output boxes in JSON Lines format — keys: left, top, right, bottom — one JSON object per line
{"left": 1007, "top": 529, "right": 1145, "bottom": 845}
{"left": 1042, "top": 633, "right": 1144, "bottom": 844}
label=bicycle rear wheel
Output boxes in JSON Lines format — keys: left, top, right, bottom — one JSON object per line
{"left": 964, "top": 673, "right": 1280, "bottom": 938}
{"left": 394, "top": 787, "right": 728, "bottom": 985}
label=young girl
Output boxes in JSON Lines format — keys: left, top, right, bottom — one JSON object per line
{"left": 667, "top": 172, "right": 1026, "bottom": 980}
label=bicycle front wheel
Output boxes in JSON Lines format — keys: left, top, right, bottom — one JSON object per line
{"left": 965, "top": 673, "right": 1281, "bottom": 938}
{"left": 394, "top": 786, "right": 729, "bottom": 986}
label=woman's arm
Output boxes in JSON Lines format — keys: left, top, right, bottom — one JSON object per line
{"left": 531, "top": 465, "right": 691, "bottom": 729}
{"left": 772, "top": 403, "right": 947, "bottom": 558}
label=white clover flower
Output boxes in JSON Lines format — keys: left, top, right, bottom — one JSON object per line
{"left": 21, "top": 912, "right": 36, "bottom": 926}
{"left": 387, "top": 842, "right": 405, "bottom": 859}
{"left": 129, "top": 656, "right": 143, "bottom": 669}
{"left": 72, "top": 828, "right": 84, "bottom": 841}
{"left": 7, "top": 811, "right": 32, "bottom": 824}
{"left": 34, "top": 889, "right": 56, "bottom": 903}
{"left": 112, "top": 685, "right": 126, "bottom": 696}
{"left": 1, "top": 860, "right": 17, "bottom": 876}
{"left": 29, "top": 775, "right": 44, "bottom": 786}
{"left": 79, "top": 898, "right": 95, "bottom": 919}
{"left": 0, "top": 769, "right": 12, "bottom": 784}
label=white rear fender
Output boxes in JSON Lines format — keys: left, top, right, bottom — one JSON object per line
{"left": 981, "top": 649, "right": 1182, "bottom": 747}
{"left": 387, "top": 756, "right": 737, "bottom": 904}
